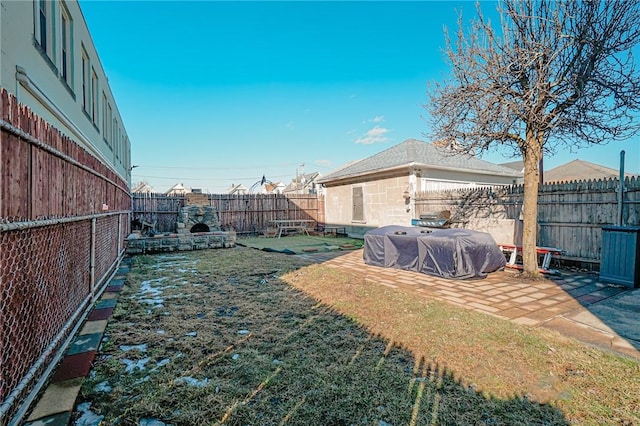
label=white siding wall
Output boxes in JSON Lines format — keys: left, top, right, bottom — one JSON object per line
{"left": 0, "top": 0, "right": 131, "bottom": 184}
{"left": 419, "top": 168, "right": 517, "bottom": 191}
{"left": 324, "top": 174, "right": 413, "bottom": 234}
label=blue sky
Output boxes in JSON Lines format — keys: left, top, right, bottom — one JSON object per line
{"left": 79, "top": 1, "right": 640, "bottom": 193}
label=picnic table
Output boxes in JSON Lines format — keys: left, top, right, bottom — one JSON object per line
{"left": 268, "top": 219, "right": 315, "bottom": 238}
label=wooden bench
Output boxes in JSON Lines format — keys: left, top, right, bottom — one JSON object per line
{"left": 317, "top": 225, "right": 347, "bottom": 236}
{"left": 499, "top": 244, "right": 563, "bottom": 275}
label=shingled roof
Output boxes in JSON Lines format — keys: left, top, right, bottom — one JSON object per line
{"left": 318, "top": 139, "right": 521, "bottom": 183}
{"left": 544, "top": 159, "right": 637, "bottom": 183}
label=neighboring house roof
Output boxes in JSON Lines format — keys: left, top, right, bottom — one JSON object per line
{"left": 165, "top": 182, "right": 190, "bottom": 195}
{"left": 132, "top": 181, "right": 155, "bottom": 193}
{"left": 500, "top": 161, "right": 525, "bottom": 173}
{"left": 227, "top": 184, "right": 248, "bottom": 195}
{"left": 318, "top": 139, "right": 522, "bottom": 183}
{"left": 544, "top": 159, "right": 637, "bottom": 183}
{"left": 264, "top": 181, "right": 285, "bottom": 194}
{"left": 284, "top": 172, "right": 321, "bottom": 193}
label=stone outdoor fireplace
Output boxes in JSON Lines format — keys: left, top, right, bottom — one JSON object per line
{"left": 126, "top": 193, "right": 236, "bottom": 255}
{"left": 176, "top": 193, "right": 220, "bottom": 234}
{"left": 177, "top": 204, "right": 221, "bottom": 234}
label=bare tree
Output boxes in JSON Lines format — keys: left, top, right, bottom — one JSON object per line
{"left": 427, "top": 0, "right": 640, "bottom": 276}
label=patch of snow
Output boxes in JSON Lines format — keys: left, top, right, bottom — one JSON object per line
{"left": 122, "top": 357, "right": 150, "bottom": 373}
{"left": 232, "top": 354, "right": 240, "bottom": 360}
{"left": 175, "top": 376, "right": 209, "bottom": 388}
{"left": 134, "top": 375, "right": 151, "bottom": 384}
{"left": 120, "top": 344, "right": 148, "bottom": 352}
{"left": 94, "top": 381, "right": 112, "bottom": 393}
{"left": 138, "top": 298, "right": 164, "bottom": 306}
{"left": 140, "top": 277, "right": 168, "bottom": 293}
{"left": 156, "top": 358, "right": 170, "bottom": 368}
{"left": 185, "top": 331, "right": 197, "bottom": 337}
{"left": 148, "top": 358, "right": 171, "bottom": 373}
{"left": 74, "top": 401, "right": 104, "bottom": 426}
{"left": 237, "top": 329, "right": 249, "bottom": 335}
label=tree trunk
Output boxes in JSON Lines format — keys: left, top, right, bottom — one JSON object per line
{"left": 522, "top": 143, "right": 542, "bottom": 277}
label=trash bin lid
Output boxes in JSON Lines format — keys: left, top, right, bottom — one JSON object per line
{"left": 601, "top": 225, "right": 640, "bottom": 232}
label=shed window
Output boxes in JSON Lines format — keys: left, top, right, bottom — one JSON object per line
{"left": 352, "top": 186, "right": 364, "bottom": 222}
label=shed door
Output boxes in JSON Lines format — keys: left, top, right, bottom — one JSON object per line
{"left": 352, "top": 186, "right": 364, "bottom": 222}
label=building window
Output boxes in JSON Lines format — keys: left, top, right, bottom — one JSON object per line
{"left": 38, "top": 0, "right": 48, "bottom": 55}
{"left": 102, "top": 92, "right": 108, "bottom": 141}
{"left": 91, "top": 68, "right": 99, "bottom": 125}
{"left": 81, "top": 47, "right": 89, "bottom": 111}
{"left": 107, "top": 104, "right": 113, "bottom": 147}
{"left": 352, "top": 186, "right": 364, "bottom": 222}
{"left": 125, "top": 137, "right": 130, "bottom": 169}
{"left": 60, "top": 5, "right": 72, "bottom": 85}
{"left": 113, "top": 119, "right": 119, "bottom": 159}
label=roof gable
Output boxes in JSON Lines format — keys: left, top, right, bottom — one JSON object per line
{"left": 318, "top": 139, "right": 521, "bottom": 183}
{"left": 544, "top": 159, "right": 637, "bottom": 183}
{"left": 132, "top": 181, "right": 155, "bottom": 193}
{"left": 283, "top": 171, "right": 321, "bottom": 193}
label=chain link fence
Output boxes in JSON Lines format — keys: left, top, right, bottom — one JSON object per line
{"left": 1, "top": 89, "right": 131, "bottom": 425}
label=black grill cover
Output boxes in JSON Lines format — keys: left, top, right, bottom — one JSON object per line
{"left": 363, "top": 225, "right": 426, "bottom": 270}
{"left": 364, "top": 226, "right": 506, "bottom": 279}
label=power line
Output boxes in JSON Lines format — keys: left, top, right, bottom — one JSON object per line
{"left": 132, "top": 163, "right": 299, "bottom": 171}
{"left": 132, "top": 173, "right": 292, "bottom": 181}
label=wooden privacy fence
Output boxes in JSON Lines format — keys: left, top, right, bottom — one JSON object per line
{"left": 415, "top": 176, "right": 640, "bottom": 264}
{"left": 0, "top": 89, "right": 130, "bottom": 425}
{"left": 132, "top": 193, "right": 325, "bottom": 235}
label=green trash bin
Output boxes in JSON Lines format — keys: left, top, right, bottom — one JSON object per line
{"left": 600, "top": 225, "right": 640, "bottom": 288}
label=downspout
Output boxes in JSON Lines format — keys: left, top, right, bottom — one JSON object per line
{"left": 118, "top": 213, "right": 123, "bottom": 254}
{"left": 408, "top": 166, "right": 417, "bottom": 216}
{"left": 91, "top": 218, "right": 96, "bottom": 293}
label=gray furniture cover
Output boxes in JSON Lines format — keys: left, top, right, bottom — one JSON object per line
{"left": 363, "top": 225, "right": 429, "bottom": 270}
{"left": 363, "top": 226, "right": 506, "bottom": 279}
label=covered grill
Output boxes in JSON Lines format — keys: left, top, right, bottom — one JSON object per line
{"left": 411, "top": 210, "right": 451, "bottom": 228}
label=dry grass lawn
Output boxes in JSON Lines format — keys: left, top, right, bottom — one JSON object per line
{"left": 75, "top": 247, "right": 639, "bottom": 425}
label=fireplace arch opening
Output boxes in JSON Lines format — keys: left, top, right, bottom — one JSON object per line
{"left": 190, "top": 223, "right": 210, "bottom": 233}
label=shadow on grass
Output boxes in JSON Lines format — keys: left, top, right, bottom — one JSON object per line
{"left": 75, "top": 248, "right": 568, "bottom": 426}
